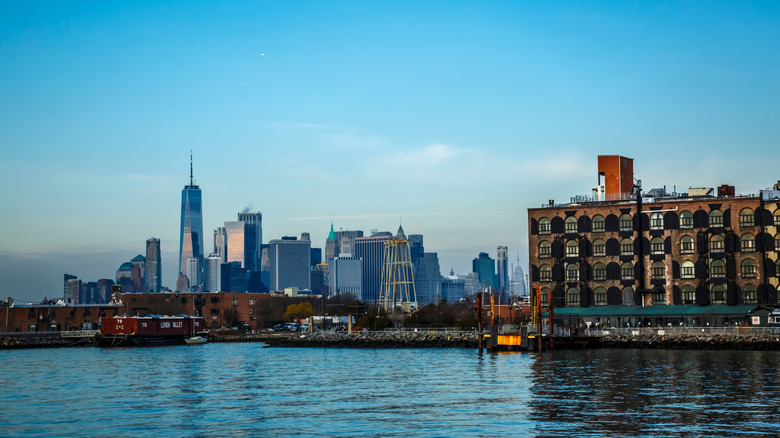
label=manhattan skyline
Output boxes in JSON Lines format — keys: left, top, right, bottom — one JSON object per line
{"left": 1, "top": 2, "right": 779, "bottom": 301}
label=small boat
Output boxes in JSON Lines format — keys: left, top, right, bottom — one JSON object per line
{"left": 185, "top": 335, "right": 207, "bottom": 345}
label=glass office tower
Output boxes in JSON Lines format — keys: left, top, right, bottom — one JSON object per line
{"left": 179, "top": 157, "right": 204, "bottom": 278}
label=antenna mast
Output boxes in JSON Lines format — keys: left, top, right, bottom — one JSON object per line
{"left": 190, "top": 150, "right": 194, "bottom": 186}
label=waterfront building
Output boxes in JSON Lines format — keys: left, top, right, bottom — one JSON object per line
{"left": 528, "top": 156, "right": 780, "bottom": 327}
{"left": 354, "top": 232, "right": 392, "bottom": 303}
{"left": 145, "top": 237, "right": 162, "bottom": 292}
{"left": 472, "top": 252, "right": 496, "bottom": 290}
{"left": 268, "top": 236, "right": 311, "bottom": 292}
{"left": 237, "top": 211, "right": 262, "bottom": 271}
{"left": 329, "top": 256, "right": 363, "bottom": 298}
{"left": 179, "top": 155, "right": 204, "bottom": 279}
{"left": 204, "top": 254, "right": 221, "bottom": 292}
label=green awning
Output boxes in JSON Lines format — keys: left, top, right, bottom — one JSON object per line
{"left": 543, "top": 304, "right": 760, "bottom": 318}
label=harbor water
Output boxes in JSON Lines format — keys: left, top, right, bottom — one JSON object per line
{"left": 1, "top": 344, "right": 779, "bottom": 437}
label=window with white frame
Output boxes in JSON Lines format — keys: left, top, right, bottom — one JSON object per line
{"left": 739, "top": 208, "right": 755, "bottom": 227}
{"left": 566, "top": 288, "right": 579, "bottom": 306}
{"left": 593, "top": 239, "right": 606, "bottom": 256}
{"left": 682, "top": 285, "right": 695, "bottom": 304}
{"left": 592, "top": 215, "right": 605, "bottom": 232}
{"left": 651, "top": 237, "right": 664, "bottom": 255}
{"left": 741, "top": 259, "right": 756, "bottom": 278}
{"left": 566, "top": 264, "right": 579, "bottom": 282}
{"left": 681, "top": 261, "right": 695, "bottom": 279}
{"left": 540, "top": 288, "right": 550, "bottom": 305}
{"left": 680, "top": 235, "right": 695, "bottom": 254}
{"left": 742, "top": 285, "right": 757, "bottom": 304}
{"left": 710, "top": 234, "right": 724, "bottom": 253}
{"left": 539, "top": 241, "right": 551, "bottom": 258}
{"left": 539, "top": 218, "right": 551, "bottom": 235}
{"left": 711, "top": 260, "right": 726, "bottom": 278}
{"left": 565, "top": 240, "right": 579, "bottom": 257}
{"left": 709, "top": 210, "right": 723, "bottom": 227}
{"left": 565, "top": 217, "right": 578, "bottom": 233}
{"left": 651, "top": 261, "right": 665, "bottom": 279}
{"left": 712, "top": 285, "right": 726, "bottom": 304}
{"left": 652, "top": 289, "right": 666, "bottom": 304}
{"left": 650, "top": 212, "right": 663, "bottom": 230}
{"left": 741, "top": 234, "right": 756, "bottom": 252}
{"left": 540, "top": 265, "right": 552, "bottom": 282}
{"left": 620, "top": 214, "right": 633, "bottom": 231}
{"left": 621, "top": 238, "right": 633, "bottom": 256}
{"left": 621, "top": 262, "right": 634, "bottom": 280}
{"left": 594, "top": 287, "right": 607, "bottom": 306}
{"left": 594, "top": 263, "right": 606, "bottom": 280}
{"left": 680, "top": 211, "right": 693, "bottom": 229}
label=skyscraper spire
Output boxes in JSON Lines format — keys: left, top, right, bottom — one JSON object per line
{"left": 190, "top": 150, "right": 194, "bottom": 186}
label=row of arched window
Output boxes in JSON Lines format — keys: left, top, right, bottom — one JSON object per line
{"left": 537, "top": 208, "right": 780, "bottom": 234}
{"left": 537, "top": 284, "right": 760, "bottom": 306}
{"left": 538, "top": 233, "right": 780, "bottom": 258}
{"left": 536, "top": 258, "right": 775, "bottom": 282}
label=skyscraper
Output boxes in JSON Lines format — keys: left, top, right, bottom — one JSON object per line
{"left": 354, "top": 233, "right": 392, "bottom": 303}
{"left": 472, "top": 252, "right": 496, "bottom": 290}
{"left": 204, "top": 254, "right": 222, "bottom": 293}
{"left": 224, "top": 221, "right": 247, "bottom": 268}
{"left": 145, "top": 237, "right": 161, "bottom": 292}
{"left": 268, "top": 237, "right": 311, "bottom": 291}
{"left": 179, "top": 154, "right": 203, "bottom": 281}
{"left": 213, "top": 227, "right": 227, "bottom": 263}
{"left": 237, "top": 211, "right": 262, "bottom": 271}
{"left": 496, "top": 246, "right": 509, "bottom": 296}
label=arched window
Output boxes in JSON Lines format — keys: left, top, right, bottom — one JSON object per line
{"left": 680, "top": 211, "right": 693, "bottom": 229}
{"left": 680, "top": 236, "right": 695, "bottom": 254}
{"left": 712, "top": 284, "right": 727, "bottom": 304}
{"left": 710, "top": 234, "right": 725, "bottom": 253}
{"left": 681, "top": 261, "right": 695, "bottom": 279}
{"left": 741, "top": 259, "right": 756, "bottom": 278}
{"left": 709, "top": 209, "right": 723, "bottom": 227}
{"left": 682, "top": 285, "right": 695, "bottom": 304}
{"left": 566, "top": 264, "right": 579, "bottom": 282}
{"left": 621, "top": 238, "right": 633, "bottom": 256}
{"left": 540, "top": 288, "right": 550, "bottom": 305}
{"left": 539, "top": 218, "right": 551, "bottom": 235}
{"left": 593, "top": 239, "right": 606, "bottom": 256}
{"left": 742, "top": 285, "right": 757, "bottom": 304}
{"left": 741, "top": 234, "right": 756, "bottom": 252}
{"left": 565, "top": 240, "right": 579, "bottom": 257}
{"left": 539, "top": 241, "right": 551, "bottom": 258}
{"left": 650, "top": 212, "right": 663, "bottom": 230}
{"left": 619, "top": 214, "right": 633, "bottom": 231}
{"left": 593, "top": 263, "right": 606, "bottom": 280}
{"left": 775, "top": 210, "right": 780, "bottom": 226}
{"left": 592, "top": 215, "right": 605, "bottom": 232}
{"left": 651, "top": 261, "right": 666, "bottom": 279}
{"left": 565, "top": 216, "right": 578, "bottom": 233}
{"left": 652, "top": 289, "right": 666, "bottom": 304}
{"left": 540, "top": 265, "right": 552, "bottom": 282}
{"left": 622, "top": 287, "right": 635, "bottom": 306}
{"left": 775, "top": 234, "right": 780, "bottom": 252}
{"left": 739, "top": 208, "right": 755, "bottom": 227}
{"left": 651, "top": 237, "right": 664, "bottom": 255}
{"left": 621, "top": 262, "right": 634, "bottom": 280}
{"left": 711, "top": 260, "right": 726, "bottom": 278}
{"left": 594, "top": 287, "right": 607, "bottom": 306}
{"left": 566, "top": 288, "right": 579, "bottom": 306}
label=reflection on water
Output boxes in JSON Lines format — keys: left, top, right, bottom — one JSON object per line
{"left": 0, "top": 345, "right": 778, "bottom": 437}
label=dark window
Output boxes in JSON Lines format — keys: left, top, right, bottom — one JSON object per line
{"left": 592, "top": 216, "right": 605, "bottom": 232}
{"left": 710, "top": 210, "right": 723, "bottom": 227}
{"left": 741, "top": 260, "right": 756, "bottom": 278}
{"left": 540, "top": 266, "right": 552, "bottom": 282}
{"left": 565, "top": 217, "right": 578, "bottom": 233}
{"left": 539, "top": 218, "right": 551, "bottom": 235}
{"left": 594, "top": 287, "right": 607, "bottom": 306}
{"left": 680, "top": 211, "right": 693, "bottom": 229}
{"left": 620, "top": 214, "right": 633, "bottom": 232}
{"left": 651, "top": 262, "right": 665, "bottom": 279}
{"left": 650, "top": 212, "right": 663, "bottom": 230}
{"left": 594, "top": 264, "right": 606, "bottom": 281}
{"left": 711, "top": 260, "right": 726, "bottom": 278}
{"left": 739, "top": 208, "right": 755, "bottom": 227}
{"left": 539, "top": 241, "right": 551, "bottom": 259}
{"left": 621, "top": 239, "right": 633, "bottom": 256}
{"left": 594, "top": 240, "right": 606, "bottom": 256}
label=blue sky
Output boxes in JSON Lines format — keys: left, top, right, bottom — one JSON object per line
{"left": 1, "top": 1, "right": 779, "bottom": 301}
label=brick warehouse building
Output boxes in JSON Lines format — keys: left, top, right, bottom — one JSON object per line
{"left": 528, "top": 155, "right": 780, "bottom": 328}
{"left": 1, "top": 292, "right": 318, "bottom": 333}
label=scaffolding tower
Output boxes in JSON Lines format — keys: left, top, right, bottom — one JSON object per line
{"left": 378, "top": 238, "right": 418, "bottom": 313}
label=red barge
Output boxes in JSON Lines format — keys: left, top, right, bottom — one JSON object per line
{"left": 97, "top": 315, "right": 205, "bottom": 346}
